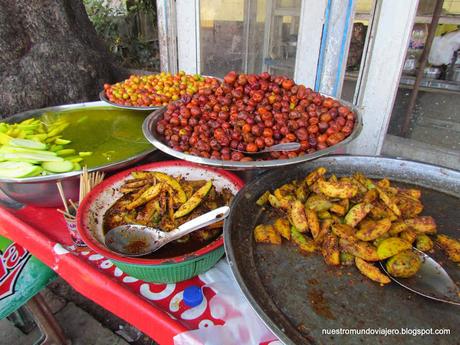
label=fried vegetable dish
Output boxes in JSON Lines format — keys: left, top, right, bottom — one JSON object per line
{"left": 104, "top": 171, "right": 233, "bottom": 257}
{"left": 254, "top": 167, "right": 460, "bottom": 285}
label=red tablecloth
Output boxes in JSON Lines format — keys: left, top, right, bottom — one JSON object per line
{"left": 0, "top": 205, "right": 278, "bottom": 345}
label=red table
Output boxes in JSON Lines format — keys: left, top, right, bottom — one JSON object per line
{"left": 0, "top": 203, "right": 278, "bottom": 345}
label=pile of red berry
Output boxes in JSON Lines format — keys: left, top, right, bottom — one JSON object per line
{"left": 156, "top": 71, "right": 356, "bottom": 161}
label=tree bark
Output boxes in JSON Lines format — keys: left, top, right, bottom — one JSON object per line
{"left": 0, "top": 0, "right": 119, "bottom": 116}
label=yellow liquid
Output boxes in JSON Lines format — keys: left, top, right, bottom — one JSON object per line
{"left": 40, "top": 107, "right": 153, "bottom": 168}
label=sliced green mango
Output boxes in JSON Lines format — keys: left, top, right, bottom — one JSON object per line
{"left": 42, "top": 160, "right": 74, "bottom": 173}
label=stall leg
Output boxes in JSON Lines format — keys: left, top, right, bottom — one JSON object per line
{"left": 25, "top": 293, "right": 70, "bottom": 345}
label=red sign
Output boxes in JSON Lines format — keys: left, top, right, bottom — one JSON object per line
{"left": 0, "top": 243, "right": 30, "bottom": 300}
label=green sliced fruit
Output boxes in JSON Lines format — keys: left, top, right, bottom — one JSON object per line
{"left": 55, "top": 138, "right": 71, "bottom": 145}
{"left": 23, "top": 166, "right": 43, "bottom": 177}
{"left": 377, "top": 237, "right": 412, "bottom": 260}
{"left": 0, "top": 132, "right": 13, "bottom": 145}
{"left": 385, "top": 250, "right": 421, "bottom": 278}
{"left": 3, "top": 152, "right": 63, "bottom": 162}
{"left": 78, "top": 151, "right": 93, "bottom": 157}
{"left": 9, "top": 138, "right": 47, "bottom": 150}
{"left": 56, "top": 149, "right": 76, "bottom": 156}
{"left": 73, "top": 162, "right": 82, "bottom": 171}
{"left": 66, "top": 156, "right": 83, "bottom": 163}
{"left": 42, "top": 160, "right": 74, "bottom": 173}
{"left": 174, "top": 180, "right": 212, "bottom": 218}
{"left": 50, "top": 145, "right": 64, "bottom": 152}
{"left": 28, "top": 134, "right": 48, "bottom": 142}
{"left": 0, "top": 162, "right": 42, "bottom": 178}
{"left": 0, "top": 146, "right": 57, "bottom": 156}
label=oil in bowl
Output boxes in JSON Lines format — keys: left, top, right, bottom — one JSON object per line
{"left": 39, "top": 107, "right": 153, "bottom": 168}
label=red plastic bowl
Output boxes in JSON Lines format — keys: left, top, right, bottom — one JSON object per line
{"left": 76, "top": 160, "right": 244, "bottom": 265}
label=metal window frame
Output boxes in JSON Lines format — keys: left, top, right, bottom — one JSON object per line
{"left": 347, "top": 0, "right": 419, "bottom": 155}
{"left": 294, "top": 0, "right": 328, "bottom": 88}
{"left": 316, "top": 0, "right": 356, "bottom": 97}
{"left": 176, "top": 0, "right": 201, "bottom": 74}
{"left": 157, "top": 0, "right": 179, "bottom": 73}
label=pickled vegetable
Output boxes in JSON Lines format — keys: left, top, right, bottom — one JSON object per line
{"left": 252, "top": 166, "right": 447, "bottom": 286}
{"left": 355, "top": 257, "right": 391, "bottom": 284}
{"left": 377, "top": 237, "right": 412, "bottom": 260}
{"left": 385, "top": 250, "right": 421, "bottom": 278}
{"left": 174, "top": 181, "right": 212, "bottom": 218}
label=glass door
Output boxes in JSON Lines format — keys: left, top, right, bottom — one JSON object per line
{"left": 198, "top": 0, "right": 302, "bottom": 78}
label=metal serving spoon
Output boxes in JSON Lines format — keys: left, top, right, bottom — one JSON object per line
{"left": 380, "top": 248, "right": 460, "bottom": 305}
{"left": 232, "top": 142, "right": 301, "bottom": 155}
{"left": 105, "top": 206, "right": 230, "bottom": 257}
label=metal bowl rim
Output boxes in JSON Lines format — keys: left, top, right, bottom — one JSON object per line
{"left": 142, "top": 97, "right": 363, "bottom": 170}
{"left": 99, "top": 75, "right": 223, "bottom": 111}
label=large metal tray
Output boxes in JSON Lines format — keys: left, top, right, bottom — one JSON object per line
{"left": 142, "top": 98, "right": 363, "bottom": 170}
{"left": 224, "top": 156, "right": 460, "bottom": 345}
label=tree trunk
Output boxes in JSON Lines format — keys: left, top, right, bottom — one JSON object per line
{"left": 0, "top": 0, "right": 120, "bottom": 116}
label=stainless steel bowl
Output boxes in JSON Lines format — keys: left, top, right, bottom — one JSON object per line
{"left": 99, "top": 75, "right": 222, "bottom": 111}
{"left": 142, "top": 97, "right": 363, "bottom": 170}
{"left": 0, "top": 102, "right": 155, "bottom": 207}
{"left": 99, "top": 90, "right": 163, "bottom": 111}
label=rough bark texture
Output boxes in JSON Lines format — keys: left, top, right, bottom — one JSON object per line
{"left": 0, "top": 0, "right": 120, "bottom": 117}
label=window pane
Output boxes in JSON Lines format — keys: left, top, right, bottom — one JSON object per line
{"left": 275, "top": 0, "right": 301, "bottom": 9}
{"left": 382, "top": 1, "right": 460, "bottom": 170}
{"left": 341, "top": 0, "right": 374, "bottom": 102}
{"left": 199, "top": 0, "right": 302, "bottom": 78}
{"left": 200, "top": 0, "right": 245, "bottom": 77}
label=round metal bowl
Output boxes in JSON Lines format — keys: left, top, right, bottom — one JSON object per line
{"left": 0, "top": 102, "right": 155, "bottom": 207}
{"left": 99, "top": 76, "right": 222, "bottom": 111}
{"left": 99, "top": 90, "right": 163, "bottom": 111}
{"left": 77, "top": 160, "right": 244, "bottom": 283}
{"left": 142, "top": 97, "right": 363, "bottom": 170}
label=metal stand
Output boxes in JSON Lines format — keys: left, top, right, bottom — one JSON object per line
{"left": 25, "top": 293, "right": 70, "bottom": 345}
{"left": 7, "top": 306, "right": 36, "bottom": 334}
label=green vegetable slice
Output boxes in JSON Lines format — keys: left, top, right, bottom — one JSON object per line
{"left": 3, "top": 152, "right": 64, "bottom": 162}
{"left": 78, "top": 151, "right": 93, "bottom": 157}
{"left": 42, "top": 161, "right": 74, "bottom": 173}
{"left": 0, "top": 146, "right": 57, "bottom": 156}
{"left": 9, "top": 138, "right": 47, "bottom": 150}
{"left": 55, "top": 138, "right": 71, "bottom": 145}
{"left": 56, "top": 149, "right": 76, "bottom": 156}
{"left": 0, "top": 162, "right": 42, "bottom": 178}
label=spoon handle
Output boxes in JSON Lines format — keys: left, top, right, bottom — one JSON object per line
{"left": 167, "top": 206, "right": 230, "bottom": 242}
{"left": 264, "top": 142, "right": 301, "bottom": 152}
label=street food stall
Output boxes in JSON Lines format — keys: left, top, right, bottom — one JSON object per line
{"left": 0, "top": 1, "right": 459, "bottom": 345}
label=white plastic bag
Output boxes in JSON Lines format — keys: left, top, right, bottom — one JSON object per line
{"left": 173, "top": 260, "right": 277, "bottom": 345}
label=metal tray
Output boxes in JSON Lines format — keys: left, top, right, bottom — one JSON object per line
{"left": 142, "top": 98, "right": 363, "bottom": 170}
{"left": 99, "top": 90, "right": 163, "bottom": 111}
{"left": 0, "top": 102, "right": 155, "bottom": 207}
{"left": 224, "top": 156, "right": 460, "bottom": 345}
